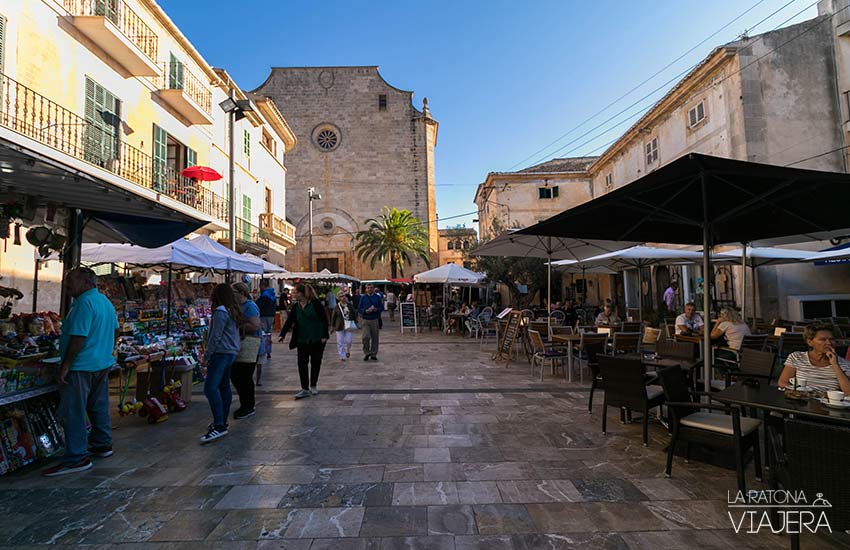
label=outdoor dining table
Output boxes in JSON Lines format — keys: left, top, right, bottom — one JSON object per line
{"left": 550, "top": 333, "right": 583, "bottom": 382}
{"left": 620, "top": 352, "right": 703, "bottom": 389}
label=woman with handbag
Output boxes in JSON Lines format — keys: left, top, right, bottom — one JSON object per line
{"left": 279, "top": 284, "right": 329, "bottom": 399}
{"left": 331, "top": 290, "right": 358, "bottom": 363}
{"left": 201, "top": 284, "right": 242, "bottom": 443}
{"left": 231, "top": 283, "right": 262, "bottom": 419}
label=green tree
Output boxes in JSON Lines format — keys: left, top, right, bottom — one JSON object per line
{"left": 354, "top": 207, "right": 431, "bottom": 278}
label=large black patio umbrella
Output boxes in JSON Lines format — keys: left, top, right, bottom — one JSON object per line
{"left": 518, "top": 152, "right": 850, "bottom": 391}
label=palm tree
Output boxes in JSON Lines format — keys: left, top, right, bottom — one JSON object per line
{"left": 354, "top": 207, "right": 431, "bottom": 278}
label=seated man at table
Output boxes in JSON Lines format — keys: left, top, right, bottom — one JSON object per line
{"left": 778, "top": 322, "right": 850, "bottom": 394}
{"left": 675, "top": 302, "right": 704, "bottom": 336}
{"left": 595, "top": 303, "right": 620, "bottom": 327}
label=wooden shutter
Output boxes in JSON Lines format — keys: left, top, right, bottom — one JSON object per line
{"left": 152, "top": 124, "right": 167, "bottom": 191}
{"left": 0, "top": 15, "right": 6, "bottom": 77}
{"left": 186, "top": 147, "right": 197, "bottom": 167}
{"left": 242, "top": 195, "right": 252, "bottom": 241}
{"left": 168, "top": 52, "right": 184, "bottom": 90}
{"left": 243, "top": 129, "right": 250, "bottom": 156}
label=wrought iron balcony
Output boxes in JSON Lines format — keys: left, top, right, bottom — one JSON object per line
{"left": 63, "top": 0, "right": 159, "bottom": 77}
{"left": 0, "top": 72, "right": 227, "bottom": 222}
{"left": 218, "top": 217, "right": 271, "bottom": 255}
{"left": 153, "top": 62, "right": 213, "bottom": 125}
{"left": 259, "top": 212, "right": 297, "bottom": 248}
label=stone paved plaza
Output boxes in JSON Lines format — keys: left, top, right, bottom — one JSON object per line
{"left": 1, "top": 320, "right": 848, "bottom": 550}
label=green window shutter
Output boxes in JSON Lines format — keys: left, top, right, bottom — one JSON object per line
{"left": 553, "top": 186, "right": 559, "bottom": 198}
{"left": 152, "top": 124, "right": 167, "bottom": 191}
{"left": 95, "top": 0, "right": 118, "bottom": 23}
{"left": 0, "top": 15, "right": 6, "bottom": 77}
{"left": 186, "top": 148, "right": 197, "bottom": 167}
{"left": 243, "top": 129, "right": 250, "bottom": 157}
{"left": 84, "top": 77, "right": 120, "bottom": 166}
{"left": 168, "top": 52, "right": 184, "bottom": 90}
{"left": 241, "top": 195, "right": 252, "bottom": 241}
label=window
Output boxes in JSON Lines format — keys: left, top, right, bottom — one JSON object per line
{"left": 378, "top": 94, "right": 387, "bottom": 111}
{"left": 242, "top": 194, "right": 252, "bottom": 241}
{"left": 462, "top": 241, "right": 469, "bottom": 250}
{"left": 455, "top": 240, "right": 462, "bottom": 250}
{"left": 152, "top": 124, "right": 167, "bottom": 191}
{"left": 688, "top": 100, "right": 706, "bottom": 128}
{"left": 243, "top": 129, "right": 251, "bottom": 157}
{"left": 260, "top": 128, "right": 276, "bottom": 156}
{"left": 312, "top": 123, "right": 341, "bottom": 152}
{"left": 264, "top": 187, "right": 272, "bottom": 214}
{"left": 447, "top": 241, "right": 454, "bottom": 250}
{"left": 153, "top": 124, "right": 194, "bottom": 192}
{"left": 0, "top": 14, "right": 6, "bottom": 78}
{"left": 538, "top": 186, "right": 559, "bottom": 199}
{"left": 645, "top": 137, "right": 658, "bottom": 165}
{"left": 604, "top": 173, "right": 613, "bottom": 191}
{"left": 168, "top": 52, "right": 185, "bottom": 90}
{"left": 84, "top": 77, "right": 121, "bottom": 169}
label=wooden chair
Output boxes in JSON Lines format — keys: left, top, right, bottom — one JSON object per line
{"left": 574, "top": 333, "right": 609, "bottom": 383}
{"left": 641, "top": 326, "right": 662, "bottom": 352}
{"left": 621, "top": 321, "right": 643, "bottom": 334}
{"left": 528, "top": 330, "right": 566, "bottom": 381}
{"left": 611, "top": 332, "right": 641, "bottom": 355}
{"left": 658, "top": 366, "right": 762, "bottom": 493}
{"left": 598, "top": 356, "right": 666, "bottom": 446}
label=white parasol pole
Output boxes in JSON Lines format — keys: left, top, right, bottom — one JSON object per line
{"left": 741, "top": 243, "right": 747, "bottom": 325}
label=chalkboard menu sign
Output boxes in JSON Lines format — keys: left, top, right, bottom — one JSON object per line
{"left": 400, "top": 301, "right": 418, "bottom": 333}
{"left": 493, "top": 310, "right": 522, "bottom": 367}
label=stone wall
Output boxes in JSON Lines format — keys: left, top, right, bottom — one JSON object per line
{"left": 253, "top": 67, "right": 437, "bottom": 278}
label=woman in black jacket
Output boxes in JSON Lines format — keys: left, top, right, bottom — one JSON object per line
{"left": 279, "top": 284, "right": 329, "bottom": 399}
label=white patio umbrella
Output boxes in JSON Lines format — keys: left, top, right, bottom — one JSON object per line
{"left": 471, "top": 231, "right": 636, "bottom": 331}
{"left": 552, "top": 245, "right": 705, "bottom": 321}
{"left": 713, "top": 246, "right": 813, "bottom": 321}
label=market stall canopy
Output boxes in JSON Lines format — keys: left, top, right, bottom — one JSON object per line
{"left": 413, "top": 263, "right": 487, "bottom": 285}
{"left": 713, "top": 246, "right": 813, "bottom": 267}
{"left": 470, "top": 230, "right": 636, "bottom": 261}
{"left": 241, "top": 253, "right": 287, "bottom": 274}
{"left": 551, "top": 245, "right": 705, "bottom": 269}
{"left": 274, "top": 268, "right": 360, "bottom": 284}
{"left": 188, "top": 235, "right": 265, "bottom": 273}
{"left": 518, "top": 153, "right": 850, "bottom": 246}
{"left": 802, "top": 244, "right": 850, "bottom": 264}
{"left": 84, "top": 212, "right": 206, "bottom": 249}
{"left": 43, "top": 238, "right": 226, "bottom": 271}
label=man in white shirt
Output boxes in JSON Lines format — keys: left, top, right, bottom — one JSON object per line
{"left": 675, "top": 302, "right": 704, "bottom": 336}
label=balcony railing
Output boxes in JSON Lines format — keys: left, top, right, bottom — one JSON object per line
{"left": 0, "top": 72, "right": 226, "bottom": 222}
{"left": 259, "top": 212, "right": 297, "bottom": 246}
{"left": 219, "top": 218, "right": 270, "bottom": 254}
{"left": 153, "top": 61, "right": 212, "bottom": 118}
{"left": 63, "top": 0, "right": 158, "bottom": 63}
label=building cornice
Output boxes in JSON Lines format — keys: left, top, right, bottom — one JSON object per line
{"left": 589, "top": 47, "right": 737, "bottom": 170}
{"left": 139, "top": 0, "right": 219, "bottom": 82}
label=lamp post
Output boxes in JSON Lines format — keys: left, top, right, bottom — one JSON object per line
{"left": 307, "top": 187, "right": 322, "bottom": 271}
{"left": 218, "top": 91, "right": 254, "bottom": 252}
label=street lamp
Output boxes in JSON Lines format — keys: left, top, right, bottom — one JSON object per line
{"left": 219, "top": 92, "right": 254, "bottom": 251}
{"left": 307, "top": 186, "right": 322, "bottom": 271}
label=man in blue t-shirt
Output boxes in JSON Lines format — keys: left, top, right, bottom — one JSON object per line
{"left": 44, "top": 267, "right": 119, "bottom": 477}
{"left": 358, "top": 284, "right": 384, "bottom": 361}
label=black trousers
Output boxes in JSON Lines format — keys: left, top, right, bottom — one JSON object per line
{"left": 297, "top": 342, "right": 325, "bottom": 390}
{"left": 230, "top": 361, "right": 256, "bottom": 411}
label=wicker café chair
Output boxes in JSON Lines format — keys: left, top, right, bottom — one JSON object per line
{"left": 598, "top": 356, "right": 665, "bottom": 446}
{"left": 658, "top": 366, "right": 762, "bottom": 494}
{"left": 776, "top": 418, "right": 850, "bottom": 550}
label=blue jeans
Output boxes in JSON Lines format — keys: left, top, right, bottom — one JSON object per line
{"left": 204, "top": 353, "right": 236, "bottom": 428}
{"left": 58, "top": 369, "right": 112, "bottom": 464}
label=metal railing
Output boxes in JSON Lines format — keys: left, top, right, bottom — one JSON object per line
{"left": 154, "top": 61, "right": 212, "bottom": 115}
{"left": 63, "top": 0, "right": 158, "bottom": 63}
{"left": 259, "top": 212, "right": 297, "bottom": 243}
{"left": 0, "top": 72, "right": 226, "bottom": 221}
{"left": 221, "top": 218, "right": 270, "bottom": 252}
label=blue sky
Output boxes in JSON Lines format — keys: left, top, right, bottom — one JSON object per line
{"left": 160, "top": 0, "right": 818, "bottom": 230}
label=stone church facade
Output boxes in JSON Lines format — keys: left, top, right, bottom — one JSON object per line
{"left": 252, "top": 67, "right": 438, "bottom": 278}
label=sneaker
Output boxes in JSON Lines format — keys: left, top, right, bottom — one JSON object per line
{"left": 88, "top": 446, "right": 114, "bottom": 458}
{"left": 200, "top": 424, "right": 228, "bottom": 444}
{"left": 310, "top": 387, "right": 318, "bottom": 396}
{"left": 364, "top": 354, "right": 371, "bottom": 361}
{"left": 234, "top": 408, "right": 256, "bottom": 420}
{"left": 294, "top": 389, "right": 311, "bottom": 399}
{"left": 42, "top": 457, "right": 92, "bottom": 477}
{"left": 371, "top": 355, "right": 378, "bottom": 361}
{"left": 266, "top": 354, "right": 271, "bottom": 359}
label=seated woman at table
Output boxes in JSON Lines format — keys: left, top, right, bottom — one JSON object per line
{"left": 595, "top": 303, "right": 620, "bottom": 326}
{"left": 710, "top": 307, "right": 751, "bottom": 359}
{"left": 778, "top": 322, "right": 850, "bottom": 394}
{"left": 675, "top": 302, "right": 704, "bottom": 336}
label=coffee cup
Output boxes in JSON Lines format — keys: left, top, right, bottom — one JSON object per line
{"left": 788, "top": 377, "right": 796, "bottom": 389}
{"left": 827, "top": 390, "right": 844, "bottom": 404}
{"left": 796, "top": 377, "right": 807, "bottom": 390}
